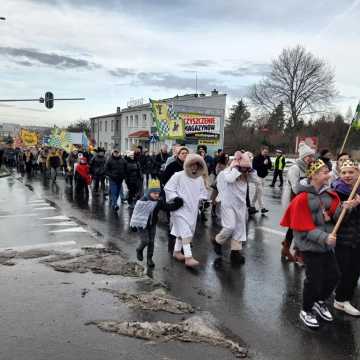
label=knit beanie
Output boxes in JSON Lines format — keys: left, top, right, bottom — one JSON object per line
{"left": 298, "top": 142, "right": 315, "bottom": 160}
{"left": 147, "top": 179, "right": 161, "bottom": 193}
{"left": 238, "top": 152, "right": 252, "bottom": 168}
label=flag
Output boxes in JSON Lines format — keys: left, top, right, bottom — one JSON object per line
{"left": 351, "top": 102, "right": 360, "bottom": 130}
{"left": 150, "top": 99, "right": 184, "bottom": 140}
{"left": 20, "top": 128, "right": 38, "bottom": 146}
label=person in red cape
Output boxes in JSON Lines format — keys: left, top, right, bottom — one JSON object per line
{"left": 280, "top": 159, "right": 355, "bottom": 329}
{"left": 74, "top": 157, "right": 92, "bottom": 197}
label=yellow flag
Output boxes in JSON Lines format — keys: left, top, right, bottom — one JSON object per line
{"left": 20, "top": 129, "right": 38, "bottom": 146}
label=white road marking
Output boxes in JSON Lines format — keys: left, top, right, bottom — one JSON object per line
{"left": 33, "top": 207, "right": 56, "bottom": 211}
{"left": 256, "top": 226, "right": 286, "bottom": 237}
{"left": 40, "top": 215, "right": 70, "bottom": 220}
{"left": 0, "top": 214, "right": 37, "bottom": 218}
{"left": 26, "top": 203, "right": 48, "bottom": 206}
{"left": 0, "top": 240, "right": 77, "bottom": 252}
{"left": 49, "top": 227, "right": 87, "bottom": 234}
{"left": 28, "top": 200, "right": 46, "bottom": 203}
{"left": 43, "top": 221, "right": 78, "bottom": 226}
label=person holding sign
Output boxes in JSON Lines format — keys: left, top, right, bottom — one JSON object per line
{"left": 280, "top": 160, "right": 344, "bottom": 328}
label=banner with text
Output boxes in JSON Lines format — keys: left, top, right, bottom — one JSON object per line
{"left": 20, "top": 128, "right": 38, "bottom": 146}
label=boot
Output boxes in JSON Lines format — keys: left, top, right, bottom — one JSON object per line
{"left": 136, "top": 239, "right": 147, "bottom": 262}
{"left": 185, "top": 257, "right": 200, "bottom": 267}
{"left": 230, "top": 250, "right": 245, "bottom": 266}
{"left": 147, "top": 242, "right": 155, "bottom": 268}
{"left": 281, "top": 240, "right": 295, "bottom": 262}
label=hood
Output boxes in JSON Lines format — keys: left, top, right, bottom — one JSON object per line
{"left": 298, "top": 178, "right": 330, "bottom": 195}
{"left": 295, "top": 159, "right": 307, "bottom": 173}
{"left": 184, "top": 153, "right": 207, "bottom": 178}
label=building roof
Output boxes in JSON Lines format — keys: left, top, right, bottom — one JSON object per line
{"left": 90, "top": 112, "right": 121, "bottom": 120}
{"left": 128, "top": 130, "right": 150, "bottom": 139}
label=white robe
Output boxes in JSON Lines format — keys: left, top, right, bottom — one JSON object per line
{"left": 217, "top": 168, "right": 256, "bottom": 242}
{"left": 164, "top": 170, "right": 208, "bottom": 238}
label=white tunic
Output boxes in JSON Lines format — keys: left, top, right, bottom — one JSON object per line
{"left": 217, "top": 168, "right": 256, "bottom": 242}
{"left": 164, "top": 170, "right": 208, "bottom": 238}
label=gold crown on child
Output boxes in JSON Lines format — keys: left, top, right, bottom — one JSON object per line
{"left": 340, "top": 159, "right": 359, "bottom": 170}
{"left": 306, "top": 159, "right": 326, "bottom": 177}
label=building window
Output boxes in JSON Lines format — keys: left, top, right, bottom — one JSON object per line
{"left": 93, "top": 123, "right": 97, "bottom": 133}
{"left": 100, "top": 141, "right": 102, "bottom": 147}
{"left": 104, "top": 142, "right": 108, "bottom": 150}
{"left": 115, "top": 119, "right": 119, "bottom": 132}
{"left": 150, "top": 114, "right": 155, "bottom": 126}
{"left": 126, "top": 116, "right": 129, "bottom": 127}
{"left": 142, "top": 114, "right": 147, "bottom": 127}
{"left": 111, "top": 120, "right": 114, "bottom": 132}
{"left": 105, "top": 120, "right": 108, "bottom": 132}
{"left": 99, "top": 120, "right": 102, "bottom": 132}
{"left": 130, "top": 115, "right": 133, "bottom": 127}
{"left": 135, "top": 115, "right": 139, "bottom": 127}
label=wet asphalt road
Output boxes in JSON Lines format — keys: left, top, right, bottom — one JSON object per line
{"left": 1, "top": 172, "right": 360, "bottom": 360}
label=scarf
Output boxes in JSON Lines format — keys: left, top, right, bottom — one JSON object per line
{"left": 130, "top": 199, "right": 157, "bottom": 229}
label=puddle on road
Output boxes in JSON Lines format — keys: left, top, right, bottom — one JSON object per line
{"left": 101, "top": 288, "right": 195, "bottom": 314}
{"left": 87, "top": 315, "right": 247, "bottom": 358}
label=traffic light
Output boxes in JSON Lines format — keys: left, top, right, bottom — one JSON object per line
{"left": 45, "top": 91, "right": 54, "bottom": 109}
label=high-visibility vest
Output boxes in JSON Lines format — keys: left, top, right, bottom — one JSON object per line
{"left": 275, "top": 155, "right": 285, "bottom": 170}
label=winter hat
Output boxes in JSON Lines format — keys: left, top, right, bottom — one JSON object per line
{"left": 147, "top": 179, "right": 161, "bottom": 193}
{"left": 238, "top": 152, "right": 252, "bottom": 168}
{"left": 234, "top": 151, "right": 243, "bottom": 161}
{"left": 298, "top": 142, "right": 315, "bottom": 160}
{"left": 306, "top": 159, "right": 326, "bottom": 178}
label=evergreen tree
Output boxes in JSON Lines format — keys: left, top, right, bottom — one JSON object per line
{"left": 267, "top": 102, "right": 285, "bottom": 131}
{"left": 226, "top": 99, "right": 251, "bottom": 135}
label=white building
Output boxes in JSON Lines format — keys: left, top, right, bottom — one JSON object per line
{"left": 90, "top": 107, "right": 121, "bottom": 151}
{"left": 90, "top": 90, "right": 226, "bottom": 154}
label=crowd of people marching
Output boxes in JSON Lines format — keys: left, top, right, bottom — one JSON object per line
{"left": 0, "top": 141, "right": 359, "bottom": 329}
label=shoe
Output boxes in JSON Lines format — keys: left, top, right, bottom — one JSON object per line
{"left": 269, "top": 184, "right": 275, "bottom": 188}
{"left": 279, "top": 184, "right": 283, "bottom": 187}
{"left": 248, "top": 207, "right": 258, "bottom": 215}
{"left": 173, "top": 251, "right": 185, "bottom": 262}
{"left": 261, "top": 208, "right": 269, "bottom": 214}
{"left": 281, "top": 240, "right": 295, "bottom": 262}
{"left": 147, "top": 258, "right": 155, "bottom": 268}
{"left": 334, "top": 300, "right": 360, "bottom": 316}
{"left": 299, "top": 310, "right": 319, "bottom": 328}
{"left": 211, "top": 237, "right": 223, "bottom": 256}
{"left": 185, "top": 257, "right": 200, "bottom": 268}
{"left": 136, "top": 248, "right": 144, "bottom": 262}
{"left": 313, "top": 301, "right": 333, "bottom": 321}
{"left": 230, "top": 250, "right": 245, "bottom": 265}
{"left": 294, "top": 250, "right": 304, "bottom": 266}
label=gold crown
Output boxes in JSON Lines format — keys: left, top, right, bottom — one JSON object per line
{"left": 306, "top": 159, "right": 326, "bottom": 177}
{"left": 148, "top": 179, "right": 161, "bottom": 190}
{"left": 340, "top": 159, "right": 359, "bottom": 170}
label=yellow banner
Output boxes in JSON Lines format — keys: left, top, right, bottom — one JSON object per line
{"left": 151, "top": 100, "right": 184, "bottom": 139}
{"left": 198, "top": 139, "right": 220, "bottom": 146}
{"left": 20, "top": 129, "right": 38, "bottom": 146}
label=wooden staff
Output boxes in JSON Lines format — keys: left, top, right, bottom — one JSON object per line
{"left": 339, "top": 122, "right": 353, "bottom": 154}
{"left": 331, "top": 173, "right": 360, "bottom": 236}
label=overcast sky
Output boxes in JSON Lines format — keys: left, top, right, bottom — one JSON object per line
{"left": 0, "top": 0, "right": 359, "bottom": 127}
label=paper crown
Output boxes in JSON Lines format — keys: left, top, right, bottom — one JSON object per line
{"left": 306, "top": 159, "right": 326, "bottom": 177}
{"left": 340, "top": 159, "right": 359, "bottom": 170}
{"left": 148, "top": 179, "right": 161, "bottom": 190}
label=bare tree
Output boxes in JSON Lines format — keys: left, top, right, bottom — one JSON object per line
{"left": 250, "top": 45, "right": 337, "bottom": 129}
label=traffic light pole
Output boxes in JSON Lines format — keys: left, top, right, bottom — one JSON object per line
{"left": 0, "top": 98, "right": 85, "bottom": 102}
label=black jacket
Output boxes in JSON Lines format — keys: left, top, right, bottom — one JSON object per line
{"left": 335, "top": 190, "right": 360, "bottom": 248}
{"left": 143, "top": 155, "right": 154, "bottom": 175}
{"left": 252, "top": 154, "right": 272, "bottom": 178}
{"left": 126, "top": 158, "right": 142, "bottom": 186}
{"left": 154, "top": 151, "right": 169, "bottom": 174}
{"left": 105, "top": 156, "right": 127, "bottom": 183}
{"left": 90, "top": 154, "right": 106, "bottom": 176}
{"left": 162, "top": 158, "right": 184, "bottom": 185}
